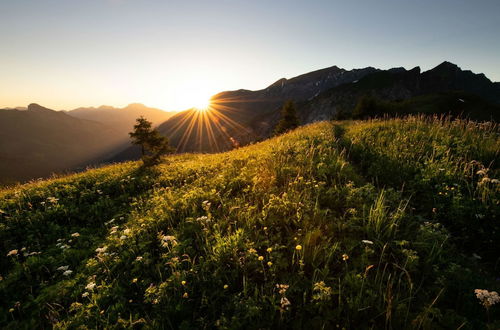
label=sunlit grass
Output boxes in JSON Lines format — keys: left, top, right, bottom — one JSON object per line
{"left": 0, "top": 116, "right": 499, "bottom": 328}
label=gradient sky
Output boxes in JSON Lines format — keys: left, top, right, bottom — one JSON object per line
{"left": 1, "top": 0, "right": 499, "bottom": 111}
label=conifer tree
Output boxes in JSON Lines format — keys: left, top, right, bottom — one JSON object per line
{"left": 274, "top": 100, "right": 300, "bottom": 135}
{"left": 129, "top": 116, "right": 173, "bottom": 165}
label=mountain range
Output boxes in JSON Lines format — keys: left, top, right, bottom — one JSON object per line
{"left": 0, "top": 103, "right": 173, "bottom": 185}
{"left": 1, "top": 61, "right": 499, "bottom": 184}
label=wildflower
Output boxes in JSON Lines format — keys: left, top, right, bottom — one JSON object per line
{"left": 71, "top": 232, "right": 80, "bottom": 237}
{"left": 57, "top": 265, "right": 69, "bottom": 271}
{"left": 196, "top": 215, "right": 209, "bottom": 222}
{"left": 82, "top": 292, "right": 89, "bottom": 298}
{"left": 266, "top": 247, "right": 273, "bottom": 253}
{"left": 342, "top": 254, "right": 349, "bottom": 261}
{"left": 312, "top": 281, "right": 332, "bottom": 301}
{"left": 9, "top": 308, "right": 14, "bottom": 313}
{"left": 85, "top": 282, "right": 96, "bottom": 291}
{"left": 120, "top": 235, "right": 127, "bottom": 240}
{"left": 135, "top": 256, "right": 143, "bottom": 261}
{"left": 162, "top": 235, "right": 176, "bottom": 241}
{"left": 95, "top": 246, "right": 107, "bottom": 254}
{"left": 47, "top": 196, "right": 59, "bottom": 204}
{"left": 223, "top": 284, "right": 229, "bottom": 289}
{"left": 267, "top": 261, "right": 273, "bottom": 267}
{"left": 280, "top": 297, "right": 291, "bottom": 309}
{"left": 295, "top": 245, "right": 302, "bottom": 251}
{"left": 123, "top": 228, "right": 131, "bottom": 235}
{"left": 132, "top": 278, "right": 138, "bottom": 283}
{"left": 110, "top": 226, "right": 119, "bottom": 234}
{"left": 181, "top": 280, "right": 187, "bottom": 286}
{"left": 182, "top": 292, "right": 189, "bottom": 298}
{"left": 276, "top": 284, "right": 289, "bottom": 295}
{"left": 491, "top": 179, "right": 500, "bottom": 184}
{"left": 474, "top": 289, "right": 500, "bottom": 309}
{"left": 263, "top": 226, "right": 268, "bottom": 231}
{"left": 6, "top": 249, "right": 18, "bottom": 257}
{"left": 258, "top": 256, "right": 264, "bottom": 261}
{"left": 472, "top": 253, "right": 482, "bottom": 260}
{"left": 63, "top": 270, "right": 73, "bottom": 276}
{"left": 248, "top": 248, "right": 257, "bottom": 255}
{"left": 361, "top": 240, "right": 373, "bottom": 245}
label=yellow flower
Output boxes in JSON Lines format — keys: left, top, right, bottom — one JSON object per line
{"left": 267, "top": 261, "right": 273, "bottom": 267}
{"left": 258, "top": 256, "right": 264, "bottom": 261}
{"left": 266, "top": 247, "right": 273, "bottom": 253}
{"left": 9, "top": 308, "right": 14, "bottom": 313}
{"left": 182, "top": 292, "right": 189, "bottom": 298}
{"left": 295, "top": 245, "right": 302, "bottom": 251}
{"left": 342, "top": 254, "right": 349, "bottom": 261}
{"left": 223, "top": 284, "right": 229, "bottom": 289}
{"left": 263, "top": 226, "right": 268, "bottom": 231}
{"left": 132, "top": 278, "right": 138, "bottom": 283}
{"left": 181, "top": 280, "right": 187, "bottom": 286}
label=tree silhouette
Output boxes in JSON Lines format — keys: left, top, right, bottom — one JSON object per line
{"left": 129, "top": 116, "right": 173, "bottom": 166}
{"left": 274, "top": 100, "right": 300, "bottom": 135}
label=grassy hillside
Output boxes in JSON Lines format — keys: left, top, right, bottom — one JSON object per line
{"left": 1, "top": 117, "right": 499, "bottom": 329}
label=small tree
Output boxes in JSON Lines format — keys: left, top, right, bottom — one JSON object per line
{"left": 129, "top": 116, "right": 173, "bottom": 166}
{"left": 352, "top": 95, "right": 379, "bottom": 119}
{"left": 274, "top": 100, "right": 299, "bottom": 135}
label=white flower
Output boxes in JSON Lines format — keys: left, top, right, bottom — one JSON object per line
{"left": 95, "top": 246, "right": 107, "bottom": 254}
{"left": 57, "top": 265, "right": 69, "bottom": 271}
{"left": 475, "top": 289, "right": 500, "bottom": 308}
{"left": 472, "top": 253, "right": 482, "bottom": 260}
{"left": 136, "top": 256, "right": 143, "bottom": 261}
{"left": 85, "top": 282, "right": 96, "bottom": 291}
{"left": 71, "top": 232, "right": 80, "bottom": 237}
{"left": 82, "top": 292, "right": 89, "bottom": 298}
{"left": 362, "top": 240, "right": 374, "bottom": 245}
{"left": 120, "top": 235, "right": 127, "bottom": 240}
{"left": 161, "top": 235, "right": 176, "bottom": 242}
{"left": 280, "top": 297, "right": 291, "bottom": 309}
{"left": 63, "top": 270, "right": 73, "bottom": 276}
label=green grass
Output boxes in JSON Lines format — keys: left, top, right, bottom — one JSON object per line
{"left": 0, "top": 117, "right": 499, "bottom": 329}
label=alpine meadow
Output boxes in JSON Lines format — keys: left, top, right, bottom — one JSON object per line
{"left": 1, "top": 117, "right": 499, "bottom": 328}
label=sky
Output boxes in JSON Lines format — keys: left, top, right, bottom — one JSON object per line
{"left": 1, "top": 0, "right": 499, "bottom": 111}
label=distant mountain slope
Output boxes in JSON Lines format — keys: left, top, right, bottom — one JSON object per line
{"left": 0, "top": 104, "right": 124, "bottom": 185}
{"left": 296, "top": 62, "right": 500, "bottom": 125}
{"left": 66, "top": 103, "right": 174, "bottom": 138}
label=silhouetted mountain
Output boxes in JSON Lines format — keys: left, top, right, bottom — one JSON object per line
{"left": 66, "top": 103, "right": 174, "bottom": 138}
{"left": 0, "top": 104, "right": 124, "bottom": 185}
{"left": 296, "top": 61, "right": 500, "bottom": 124}
{"left": 420, "top": 61, "right": 500, "bottom": 104}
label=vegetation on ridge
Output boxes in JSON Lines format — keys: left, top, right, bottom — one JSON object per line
{"left": 0, "top": 116, "right": 499, "bottom": 328}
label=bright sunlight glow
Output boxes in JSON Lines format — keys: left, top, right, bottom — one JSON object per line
{"left": 193, "top": 98, "right": 211, "bottom": 111}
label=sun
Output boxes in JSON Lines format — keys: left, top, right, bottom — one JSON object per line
{"left": 193, "top": 98, "right": 211, "bottom": 112}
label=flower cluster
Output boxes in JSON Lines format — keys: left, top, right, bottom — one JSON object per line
{"left": 474, "top": 289, "right": 500, "bottom": 309}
